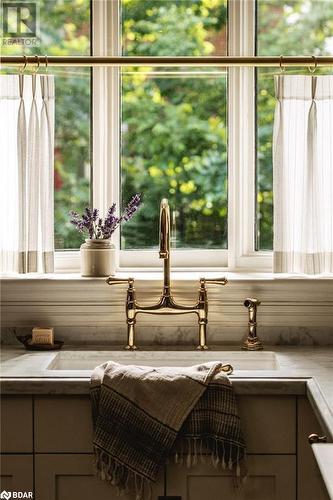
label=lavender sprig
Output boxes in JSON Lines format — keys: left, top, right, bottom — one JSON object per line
{"left": 120, "top": 194, "right": 142, "bottom": 222}
{"left": 69, "top": 194, "right": 142, "bottom": 240}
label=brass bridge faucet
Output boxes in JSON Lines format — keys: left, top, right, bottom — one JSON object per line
{"left": 106, "top": 198, "right": 228, "bottom": 350}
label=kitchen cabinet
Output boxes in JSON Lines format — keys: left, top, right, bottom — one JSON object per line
{"left": 0, "top": 394, "right": 330, "bottom": 499}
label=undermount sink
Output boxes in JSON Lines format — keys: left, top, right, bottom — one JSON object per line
{"left": 47, "top": 350, "right": 279, "bottom": 371}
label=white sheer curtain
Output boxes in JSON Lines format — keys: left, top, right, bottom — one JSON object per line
{"left": 0, "top": 74, "right": 55, "bottom": 273}
{"left": 273, "top": 75, "right": 333, "bottom": 274}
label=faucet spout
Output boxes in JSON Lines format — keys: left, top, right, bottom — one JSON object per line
{"left": 159, "top": 198, "right": 171, "bottom": 294}
{"left": 159, "top": 198, "right": 170, "bottom": 259}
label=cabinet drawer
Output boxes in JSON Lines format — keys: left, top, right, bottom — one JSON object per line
{"left": 35, "top": 396, "right": 92, "bottom": 452}
{"left": 0, "top": 396, "right": 33, "bottom": 452}
{"left": 238, "top": 396, "right": 296, "bottom": 454}
{"left": 34, "top": 395, "right": 296, "bottom": 455}
{"left": 0, "top": 454, "right": 33, "bottom": 493}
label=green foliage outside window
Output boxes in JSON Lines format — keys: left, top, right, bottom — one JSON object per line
{"left": 121, "top": 0, "right": 228, "bottom": 249}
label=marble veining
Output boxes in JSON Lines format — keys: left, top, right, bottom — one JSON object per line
{"left": 2, "top": 325, "right": 333, "bottom": 346}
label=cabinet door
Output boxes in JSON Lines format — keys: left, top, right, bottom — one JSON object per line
{"left": 166, "top": 455, "right": 296, "bottom": 500}
{"left": 34, "top": 396, "right": 93, "bottom": 452}
{"left": 0, "top": 455, "right": 33, "bottom": 494}
{"left": 297, "top": 397, "right": 330, "bottom": 500}
{"left": 1, "top": 397, "right": 33, "bottom": 452}
{"left": 35, "top": 454, "right": 164, "bottom": 500}
{"left": 238, "top": 396, "right": 296, "bottom": 454}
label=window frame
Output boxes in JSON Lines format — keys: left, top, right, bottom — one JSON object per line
{"left": 228, "top": 0, "right": 272, "bottom": 272}
{"left": 55, "top": 0, "right": 273, "bottom": 273}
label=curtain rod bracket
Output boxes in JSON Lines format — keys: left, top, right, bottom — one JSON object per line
{"left": 308, "top": 55, "right": 318, "bottom": 74}
{"left": 279, "top": 55, "right": 286, "bottom": 73}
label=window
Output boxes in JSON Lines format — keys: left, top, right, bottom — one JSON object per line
{"left": 2, "top": 0, "right": 333, "bottom": 272}
{"left": 0, "top": 0, "right": 91, "bottom": 251}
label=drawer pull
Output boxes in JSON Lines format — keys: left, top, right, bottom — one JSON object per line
{"left": 308, "top": 433, "right": 327, "bottom": 444}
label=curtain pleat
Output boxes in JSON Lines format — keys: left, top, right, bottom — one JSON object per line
{"left": 17, "top": 74, "right": 27, "bottom": 273}
{"left": 273, "top": 75, "right": 333, "bottom": 274}
{"left": 27, "top": 75, "right": 40, "bottom": 271}
{"left": 0, "top": 74, "right": 55, "bottom": 274}
{"left": 40, "top": 76, "right": 55, "bottom": 273}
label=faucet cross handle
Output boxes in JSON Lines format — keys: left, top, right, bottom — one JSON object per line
{"left": 106, "top": 276, "right": 134, "bottom": 286}
{"left": 200, "top": 277, "right": 228, "bottom": 286}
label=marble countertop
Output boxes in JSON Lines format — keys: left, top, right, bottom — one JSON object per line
{"left": 0, "top": 345, "right": 332, "bottom": 436}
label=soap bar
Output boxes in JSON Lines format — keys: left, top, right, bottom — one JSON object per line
{"left": 32, "top": 327, "right": 54, "bottom": 345}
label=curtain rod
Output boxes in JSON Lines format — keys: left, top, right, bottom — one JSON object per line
{"left": 1, "top": 55, "right": 333, "bottom": 68}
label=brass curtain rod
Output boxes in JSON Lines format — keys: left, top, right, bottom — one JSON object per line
{"left": 1, "top": 55, "right": 333, "bottom": 68}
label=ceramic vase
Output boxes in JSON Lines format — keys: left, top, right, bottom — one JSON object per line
{"left": 80, "top": 239, "right": 115, "bottom": 277}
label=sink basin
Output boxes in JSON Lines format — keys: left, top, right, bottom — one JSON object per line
{"left": 47, "top": 350, "right": 279, "bottom": 371}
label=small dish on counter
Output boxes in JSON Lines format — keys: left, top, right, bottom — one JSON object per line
{"left": 17, "top": 335, "right": 64, "bottom": 351}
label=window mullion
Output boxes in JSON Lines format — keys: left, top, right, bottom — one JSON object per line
{"left": 228, "top": 0, "right": 263, "bottom": 271}
{"left": 92, "top": 0, "right": 121, "bottom": 267}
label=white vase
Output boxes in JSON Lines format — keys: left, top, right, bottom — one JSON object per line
{"left": 80, "top": 239, "right": 116, "bottom": 277}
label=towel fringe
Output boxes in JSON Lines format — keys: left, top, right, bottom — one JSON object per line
{"left": 192, "top": 438, "right": 198, "bottom": 466}
{"left": 186, "top": 438, "right": 192, "bottom": 467}
{"left": 94, "top": 440, "right": 246, "bottom": 496}
{"left": 199, "top": 438, "right": 203, "bottom": 463}
{"left": 172, "top": 436, "right": 246, "bottom": 484}
{"left": 94, "top": 447, "right": 154, "bottom": 500}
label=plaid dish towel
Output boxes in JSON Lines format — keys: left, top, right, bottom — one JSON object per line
{"left": 90, "top": 361, "right": 246, "bottom": 499}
